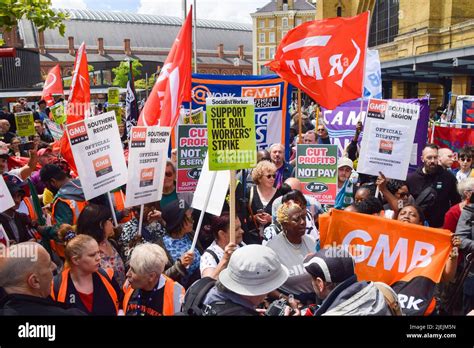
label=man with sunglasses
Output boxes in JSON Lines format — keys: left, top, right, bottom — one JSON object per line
{"left": 407, "top": 144, "right": 461, "bottom": 227}
{"left": 316, "top": 125, "right": 331, "bottom": 145}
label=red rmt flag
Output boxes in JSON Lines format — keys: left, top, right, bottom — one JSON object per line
{"left": 266, "top": 12, "right": 370, "bottom": 110}
{"left": 61, "top": 42, "right": 90, "bottom": 174}
{"left": 138, "top": 6, "right": 193, "bottom": 127}
{"left": 41, "top": 64, "right": 63, "bottom": 106}
{"left": 66, "top": 42, "right": 90, "bottom": 124}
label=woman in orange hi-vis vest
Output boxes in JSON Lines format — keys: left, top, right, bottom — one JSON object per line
{"left": 50, "top": 232, "right": 122, "bottom": 315}
{"left": 123, "top": 243, "right": 184, "bottom": 316}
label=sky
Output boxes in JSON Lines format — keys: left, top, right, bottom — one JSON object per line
{"left": 51, "top": 0, "right": 271, "bottom": 24}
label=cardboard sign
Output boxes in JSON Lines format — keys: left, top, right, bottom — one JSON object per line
{"left": 206, "top": 97, "right": 257, "bottom": 171}
{"left": 125, "top": 126, "right": 171, "bottom": 207}
{"left": 358, "top": 99, "right": 419, "bottom": 180}
{"left": 108, "top": 105, "right": 122, "bottom": 125}
{"left": 0, "top": 176, "right": 15, "bottom": 213}
{"left": 191, "top": 152, "right": 230, "bottom": 216}
{"left": 182, "top": 107, "right": 205, "bottom": 124}
{"left": 108, "top": 87, "right": 120, "bottom": 105}
{"left": 50, "top": 102, "right": 67, "bottom": 125}
{"left": 177, "top": 125, "right": 207, "bottom": 193}
{"left": 14, "top": 112, "right": 35, "bottom": 137}
{"left": 65, "top": 111, "right": 128, "bottom": 200}
{"left": 296, "top": 144, "right": 338, "bottom": 205}
{"left": 43, "top": 119, "right": 64, "bottom": 141}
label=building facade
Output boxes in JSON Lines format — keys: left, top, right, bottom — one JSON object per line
{"left": 0, "top": 8, "right": 253, "bottom": 89}
{"left": 251, "top": 0, "right": 316, "bottom": 75}
{"left": 316, "top": 0, "right": 474, "bottom": 110}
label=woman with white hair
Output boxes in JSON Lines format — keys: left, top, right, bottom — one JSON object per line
{"left": 443, "top": 177, "right": 474, "bottom": 232}
{"left": 123, "top": 243, "right": 184, "bottom": 316}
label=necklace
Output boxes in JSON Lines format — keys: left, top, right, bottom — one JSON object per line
{"left": 282, "top": 232, "right": 303, "bottom": 250}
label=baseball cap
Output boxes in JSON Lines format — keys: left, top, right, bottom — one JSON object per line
{"left": 337, "top": 157, "right": 353, "bottom": 170}
{"left": 219, "top": 245, "right": 289, "bottom": 296}
{"left": 37, "top": 148, "right": 53, "bottom": 157}
{"left": 161, "top": 199, "right": 190, "bottom": 233}
{"left": 303, "top": 247, "right": 355, "bottom": 283}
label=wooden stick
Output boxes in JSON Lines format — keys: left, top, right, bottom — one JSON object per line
{"left": 107, "top": 192, "right": 119, "bottom": 227}
{"left": 229, "top": 169, "right": 236, "bottom": 243}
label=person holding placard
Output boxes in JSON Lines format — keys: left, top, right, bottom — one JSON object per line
{"left": 407, "top": 144, "right": 461, "bottom": 227}
{"left": 161, "top": 200, "right": 202, "bottom": 289}
{"left": 160, "top": 161, "right": 193, "bottom": 209}
{"left": 200, "top": 212, "right": 245, "bottom": 280}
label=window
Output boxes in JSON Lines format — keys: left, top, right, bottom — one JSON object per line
{"left": 259, "top": 47, "right": 266, "bottom": 60}
{"left": 259, "top": 20, "right": 265, "bottom": 28}
{"left": 282, "top": 17, "right": 288, "bottom": 28}
{"left": 369, "top": 0, "right": 399, "bottom": 47}
{"left": 296, "top": 18, "right": 302, "bottom": 26}
{"left": 269, "top": 19, "right": 275, "bottom": 28}
{"left": 337, "top": 6, "right": 342, "bottom": 17}
{"left": 259, "top": 32, "right": 265, "bottom": 43}
{"left": 269, "top": 32, "right": 275, "bottom": 43}
{"left": 282, "top": 30, "right": 288, "bottom": 38}
{"left": 269, "top": 47, "right": 275, "bottom": 59}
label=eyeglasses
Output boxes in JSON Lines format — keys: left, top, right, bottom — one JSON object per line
{"left": 398, "top": 192, "right": 410, "bottom": 198}
{"left": 165, "top": 171, "right": 174, "bottom": 177}
{"left": 460, "top": 157, "right": 472, "bottom": 162}
{"left": 317, "top": 128, "right": 325, "bottom": 132}
{"left": 265, "top": 174, "right": 276, "bottom": 179}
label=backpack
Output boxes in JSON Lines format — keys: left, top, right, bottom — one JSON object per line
{"left": 180, "top": 277, "right": 216, "bottom": 316}
{"left": 179, "top": 277, "right": 257, "bottom": 316}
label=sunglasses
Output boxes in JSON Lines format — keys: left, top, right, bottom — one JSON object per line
{"left": 460, "top": 157, "right": 472, "bottom": 162}
{"left": 165, "top": 171, "right": 174, "bottom": 177}
{"left": 265, "top": 174, "right": 276, "bottom": 179}
{"left": 398, "top": 192, "right": 410, "bottom": 198}
{"left": 317, "top": 128, "right": 325, "bottom": 132}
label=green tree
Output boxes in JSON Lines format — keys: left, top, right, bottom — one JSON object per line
{"left": 112, "top": 59, "right": 142, "bottom": 88}
{"left": 0, "top": 0, "right": 68, "bottom": 45}
{"left": 135, "top": 74, "right": 156, "bottom": 90}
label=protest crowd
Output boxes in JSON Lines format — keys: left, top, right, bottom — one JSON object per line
{"left": 0, "top": 10, "right": 473, "bottom": 319}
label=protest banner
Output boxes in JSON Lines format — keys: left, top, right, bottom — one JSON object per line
{"left": 357, "top": 99, "right": 420, "bottom": 180}
{"left": 322, "top": 209, "right": 451, "bottom": 315}
{"left": 431, "top": 124, "right": 474, "bottom": 153}
{"left": 65, "top": 111, "right": 128, "bottom": 200}
{"left": 190, "top": 74, "right": 292, "bottom": 158}
{"left": 206, "top": 97, "right": 257, "bottom": 171}
{"left": 177, "top": 125, "right": 207, "bottom": 193}
{"left": 124, "top": 126, "right": 171, "bottom": 207}
{"left": 14, "top": 111, "right": 35, "bottom": 137}
{"left": 50, "top": 101, "right": 67, "bottom": 125}
{"left": 108, "top": 105, "right": 122, "bottom": 125}
{"left": 44, "top": 119, "right": 64, "bottom": 142}
{"left": 296, "top": 144, "right": 338, "bottom": 205}
{"left": 363, "top": 49, "right": 382, "bottom": 99}
{"left": 321, "top": 98, "right": 429, "bottom": 171}
{"left": 191, "top": 152, "right": 230, "bottom": 216}
{"left": 182, "top": 107, "right": 204, "bottom": 124}
{"left": 0, "top": 176, "right": 15, "bottom": 213}
{"left": 455, "top": 95, "right": 474, "bottom": 125}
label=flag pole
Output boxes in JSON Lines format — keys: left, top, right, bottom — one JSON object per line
{"left": 137, "top": 204, "right": 144, "bottom": 237}
{"left": 229, "top": 170, "right": 236, "bottom": 243}
{"left": 193, "top": 0, "right": 197, "bottom": 74}
{"left": 107, "top": 192, "right": 119, "bottom": 227}
{"left": 315, "top": 105, "right": 320, "bottom": 133}
{"left": 190, "top": 170, "right": 217, "bottom": 252}
{"left": 298, "top": 89, "right": 302, "bottom": 144}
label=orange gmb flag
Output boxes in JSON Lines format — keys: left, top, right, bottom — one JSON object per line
{"left": 138, "top": 6, "right": 192, "bottom": 128}
{"left": 266, "top": 12, "right": 369, "bottom": 110}
{"left": 323, "top": 209, "right": 452, "bottom": 315}
{"left": 41, "top": 64, "right": 63, "bottom": 107}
